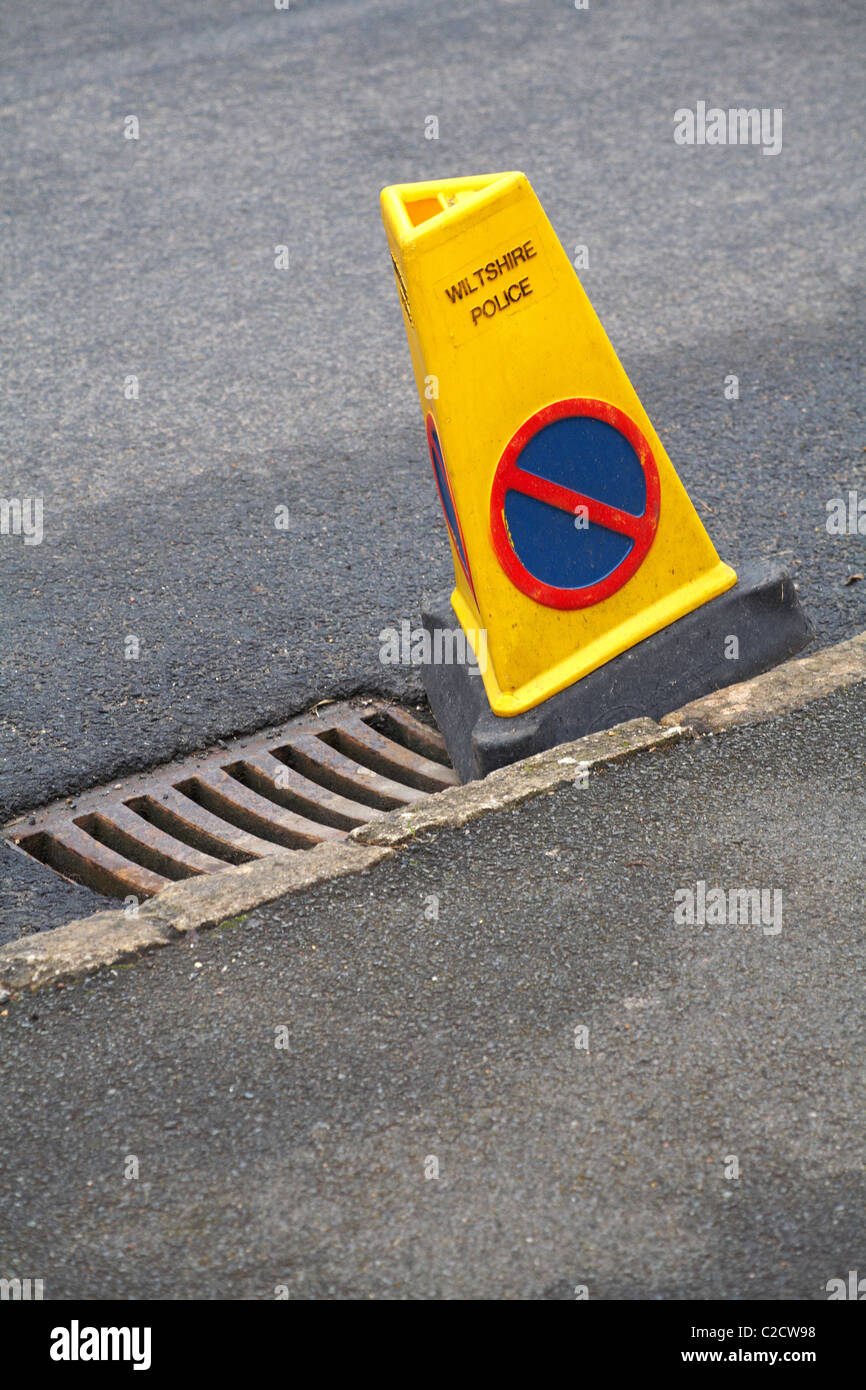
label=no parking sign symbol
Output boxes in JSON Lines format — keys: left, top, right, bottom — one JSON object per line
{"left": 490, "top": 398, "right": 661, "bottom": 609}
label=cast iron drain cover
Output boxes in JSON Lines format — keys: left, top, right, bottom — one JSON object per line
{"left": 4, "top": 700, "right": 458, "bottom": 900}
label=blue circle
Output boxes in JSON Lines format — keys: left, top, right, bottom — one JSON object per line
{"left": 504, "top": 416, "right": 646, "bottom": 590}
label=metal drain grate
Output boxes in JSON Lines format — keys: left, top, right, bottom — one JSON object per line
{"left": 4, "top": 700, "right": 458, "bottom": 901}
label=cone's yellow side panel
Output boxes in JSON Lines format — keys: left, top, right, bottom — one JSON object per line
{"left": 380, "top": 172, "right": 736, "bottom": 716}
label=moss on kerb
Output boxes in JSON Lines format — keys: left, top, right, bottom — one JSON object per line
{"left": 215, "top": 913, "right": 250, "bottom": 932}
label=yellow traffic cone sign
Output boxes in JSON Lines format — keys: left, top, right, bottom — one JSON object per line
{"left": 381, "top": 172, "right": 810, "bottom": 780}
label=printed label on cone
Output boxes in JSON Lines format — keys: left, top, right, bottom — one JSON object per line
{"left": 489, "top": 398, "right": 660, "bottom": 609}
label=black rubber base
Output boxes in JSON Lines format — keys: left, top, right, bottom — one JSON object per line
{"left": 421, "top": 562, "right": 812, "bottom": 782}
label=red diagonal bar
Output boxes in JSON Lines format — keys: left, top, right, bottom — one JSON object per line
{"left": 507, "top": 466, "right": 649, "bottom": 542}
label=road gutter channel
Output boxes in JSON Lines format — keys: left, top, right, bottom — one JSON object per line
{"left": 1, "top": 629, "right": 864, "bottom": 1000}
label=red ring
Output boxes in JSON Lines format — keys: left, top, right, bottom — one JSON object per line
{"left": 489, "top": 398, "right": 660, "bottom": 609}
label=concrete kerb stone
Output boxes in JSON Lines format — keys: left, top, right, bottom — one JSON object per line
{"left": 1, "top": 628, "right": 863, "bottom": 999}
{"left": 660, "top": 629, "right": 866, "bottom": 733}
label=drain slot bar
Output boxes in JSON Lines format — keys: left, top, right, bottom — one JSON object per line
{"left": 74, "top": 809, "right": 225, "bottom": 881}
{"left": 228, "top": 754, "right": 375, "bottom": 831}
{"left": 281, "top": 733, "right": 427, "bottom": 811}
{"left": 125, "top": 791, "right": 269, "bottom": 863}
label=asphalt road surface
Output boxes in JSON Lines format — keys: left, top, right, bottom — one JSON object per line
{"left": 0, "top": 686, "right": 863, "bottom": 1298}
{"left": 1, "top": 0, "right": 864, "bottom": 835}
